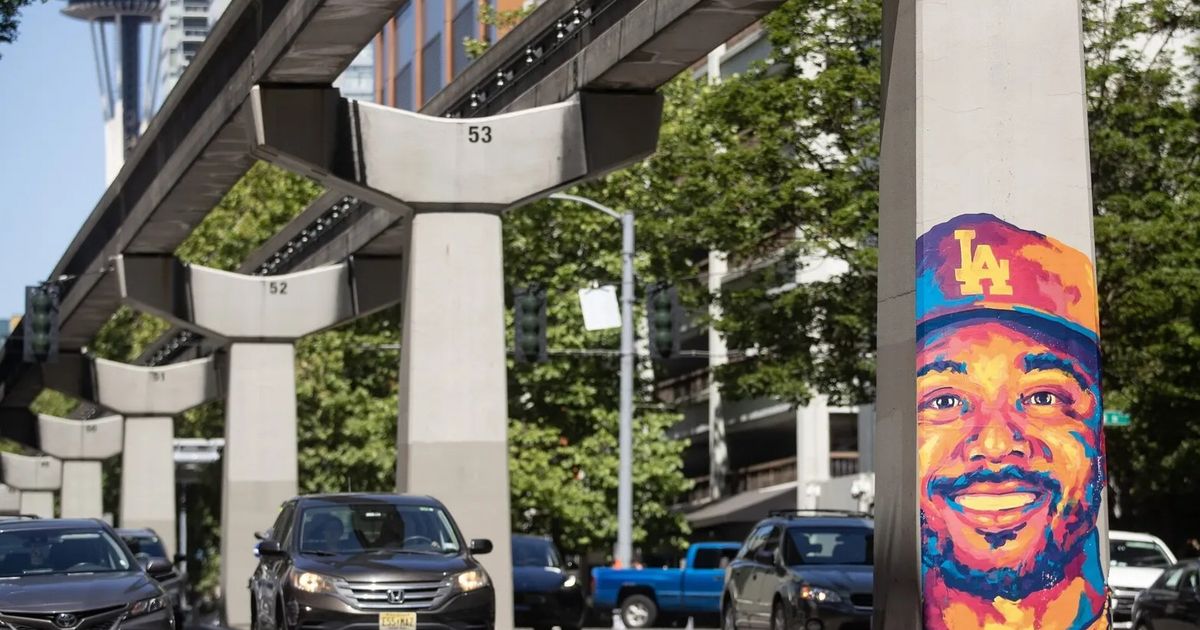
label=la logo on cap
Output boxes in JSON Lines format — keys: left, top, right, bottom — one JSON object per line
{"left": 953, "top": 229, "right": 1013, "bottom": 297}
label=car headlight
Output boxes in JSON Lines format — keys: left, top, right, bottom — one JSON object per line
{"left": 798, "top": 585, "right": 843, "bottom": 604}
{"left": 562, "top": 574, "right": 578, "bottom": 589}
{"left": 128, "top": 595, "right": 169, "bottom": 618}
{"left": 291, "top": 570, "right": 340, "bottom": 595}
{"left": 454, "top": 568, "right": 491, "bottom": 592}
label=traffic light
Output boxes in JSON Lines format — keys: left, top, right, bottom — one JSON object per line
{"left": 513, "top": 285, "right": 548, "bottom": 364}
{"left": 23, "top": 284, "right": 60, "bottom": 363}
{"left": 646, "top": 283, "right": 682, "bottom": 361}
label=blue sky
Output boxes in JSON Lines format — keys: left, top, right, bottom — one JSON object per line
{"left": 0, "top": 2, "right": 105, "bottom": 319}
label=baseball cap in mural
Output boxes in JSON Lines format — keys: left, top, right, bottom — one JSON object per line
{"left": 915, "top": 214, "right": 1100, "bottom": 372}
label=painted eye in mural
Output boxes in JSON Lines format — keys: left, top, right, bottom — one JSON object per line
{"left": 926, "top": 394, "right": 963, "bottom": 411}
{"left": 1024, "top": 391, "right": 1059, "bottom": 406}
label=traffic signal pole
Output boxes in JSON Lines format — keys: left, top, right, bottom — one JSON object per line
{"left": 549, "top": 193, "right": 635, "bottom": 568}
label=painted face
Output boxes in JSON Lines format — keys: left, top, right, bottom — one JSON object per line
{"left": 918, "top": 320, "right": 1103, "bottom": 598}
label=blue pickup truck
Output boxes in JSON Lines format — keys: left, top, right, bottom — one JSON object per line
{"left": 592, "top": 542, "right": 742, "bottom": 628}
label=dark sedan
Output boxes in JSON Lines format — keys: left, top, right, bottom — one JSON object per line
{"left": 1132, "top": 558, "right": 1200, "bottom": 630}
{"left": 118, "top": 528, "right": 186, "bottom": 627}
{"left": 512, "top": 535, "right": 583, "bottom": 630}
{"left": 250, "top": 493, "right": 494, "bottom": 630}
{"left": 0, "top": 518, "right": 175, "bottom": 629}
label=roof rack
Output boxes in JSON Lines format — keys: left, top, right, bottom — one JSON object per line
{"left": 0, "top": 514, "right": 42, "bottom": 521}
{"left": 768, "top": 509, "right": 872, "bottom": 519}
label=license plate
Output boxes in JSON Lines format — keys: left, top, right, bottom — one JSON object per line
{"left": 379, "top": 612, "right": 416, "bottom": 629}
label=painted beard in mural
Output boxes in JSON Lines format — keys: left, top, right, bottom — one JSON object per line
{"left": 916, "top": 215, "right": 1109, "bottom": 629}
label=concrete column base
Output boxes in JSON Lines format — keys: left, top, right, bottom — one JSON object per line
{"left": 61, "top": 460, "right": 104, "bottom": 518}
{"left": 121, "top": 416, "right": 177, "bottom": 554}
{"left": 397, "top": 213, "right": 514, "bottom": 630}
{"left": 222, "top": 342, "right": 298, "bottom": 630}
{"left": 20, "top": 491, "right": 54, "bottom": 518}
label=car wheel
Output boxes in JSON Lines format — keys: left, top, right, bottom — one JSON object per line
{"left": 771, "top": 600, "right": 789, "bottom": 630}
{"left": 722, "top": 601, "right": 737, "bottom": 630}
{"left": 620, "top": 594, "right": 658, "bottom": 629}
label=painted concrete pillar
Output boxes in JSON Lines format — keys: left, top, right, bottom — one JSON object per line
{"left": 878, "top": 0, "right": 1106, "bottom": 626}
{"left": 0, "top": 453, "right": 62, "bottom": 518}
{"left": 0, "top": 484, "right": 21, "bottom": 515}
{"left": 707, "top": 251, "right": 730, "bottom": 500}
{"left": 248, "top": 85, "right": 664, "bottom": 630}
{"left": 796, "top": 396, "right": 831, "bottom": 509}
{"left": 121, "top": 416, "right": 177, "bottom": 545}
{"left": 37, "top": 414, "right": 123, "bottom": 519}
{"left": 117, "top": 254, "right": 402, "bottom": 629}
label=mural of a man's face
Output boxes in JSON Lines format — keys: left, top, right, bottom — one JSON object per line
{"left": 918, "top": 318, "right": 1103, "bottom": 599}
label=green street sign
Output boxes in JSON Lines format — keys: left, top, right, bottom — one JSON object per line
{"left": 1103, "top": 410, "right": 1131, "bottom": 427}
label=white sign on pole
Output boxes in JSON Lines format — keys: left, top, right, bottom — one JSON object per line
{"left": 579, "top": 286, "right": 621, "bottom": 331}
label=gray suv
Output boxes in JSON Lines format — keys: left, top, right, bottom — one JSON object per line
{"left": 0, "top": 518, "right": 175, "bottom": 629}
{"left": 250, "top": 493, "right": 495, "bottom": 630}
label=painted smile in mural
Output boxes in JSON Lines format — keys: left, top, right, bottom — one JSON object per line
{"left": 916, "top": 215, "right": 1109, "bottom": 630}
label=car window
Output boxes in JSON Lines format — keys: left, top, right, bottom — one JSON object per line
{"left": 1161, "top": 567, "right": 1185, "bottom": 589}
{"left": 761, "top": 527, "right": 782, "bottom": 554}
{"left": 784, "top": 526, "right": 874, "bottom": 566}
{"left": 122, "top": 534, "right": 167, "bottom": 559}
{"left": 692, "top": 547, "right": 739, "bottom": 570}
{"left": 271, "top": 503, "right": 296, "bottom": 544}
{"left": 298, "top": 503, "right": 462, "bottom": 555}
{"left": 513, "top": 538, "right": 561, "bottom": 567}
{"left": 1178, "top": 570, "right": 1198, "bottom": 593}
{"left": 0, "top": 528, "right": 133, "bottom": 577}
{"left": 737, "top": 524, "right": 774, "bottom": 560}
{"left": 1110, "top": 539, "right": 1173, "bottom": 568}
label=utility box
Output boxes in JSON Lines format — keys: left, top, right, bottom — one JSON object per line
{"left": 38, "top": 415, "right": 123, "bottom": 461}
{"left": 0, "top": 453, "right": 63, "bottom": 491}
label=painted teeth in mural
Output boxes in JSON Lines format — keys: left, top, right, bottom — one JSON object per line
{"left": 915, "top": 214, "right": 1109, "bottom": 630}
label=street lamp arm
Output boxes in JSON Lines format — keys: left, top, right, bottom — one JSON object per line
{"left": 549, "top": 192, "right": 624, "bottom": 220}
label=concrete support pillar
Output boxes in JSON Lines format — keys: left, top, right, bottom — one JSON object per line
{"left": 879, "top": 0, "right": 1106, "bottom": 626}
{"left": 121, "top": 417, "right": 178, "bottom": 552}
{"left": 248, "top": 85, "right": 664, "bottom": 630}
{"left": 397, "top": 212, "right": 513, "bottom": 623}
{"left": 796, "top": 396, "right": 831, "bottom": 509}
{"left": 221, "top": 342, "right": 298, "bottom": 627}
{"left": 117, "top": 255, "right": 402, "bottom": 629}
{"left": 856, "top": 404, "right": 875, "bottom": 474}
{"left": 61, "top": 461, "right": 103, "bottom": 518}
{"left": 707, "top": 251, "right": 730, "bottom": 500}
{"left": 37, "top": 413, "right": 123, "bottom": 520}
{"left": 1, "top": 453, "right": 62, "bottom": 518}
{"left": 20, "top": 492, "right": 55, "bottom": 519}
{"left": 0, "top": 484, "right": 21, "bottom": 515}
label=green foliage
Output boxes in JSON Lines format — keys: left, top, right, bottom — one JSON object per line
{"left": 1081, "top": 0, "right": 1200, "bottom": 550}
{"left": 0, "top": 0, "right": 45, "bottom": 54}
{"left": 463, "top": 4, "right": 535, "bottom": 60}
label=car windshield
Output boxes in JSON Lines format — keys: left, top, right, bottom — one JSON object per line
{"left": 0, "top": 528, "right": 133, "bottom": 577}
{"left": 513, "top": 538, "right": 561, "bottom": 568}
{"left": 122, "top": 534, "right": 167, "bottom": 559}
{"left": 784, "top": 526, "right": 873, "bottom": 566}
{"left": 298, "top": 504, "right": 462, "bottom": 556}
{"left": 1110, "top": 539, "right": 1172, "bottom": 568}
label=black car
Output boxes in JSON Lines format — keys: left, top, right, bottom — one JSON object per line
{"left": 512, "top": 535, "right": 584, "bottom": 630}
{"left": 0, "top": 518, "right": 176, "bottom": 629}
{"left": 722, "top": 510, "right": 873, "bottom": 630}
{"left": 1131, "top": 558, "right": 1200, "bottom": 630}
{"left": 250, "top": 493, "right": 495, "bottom": 630}
{"left": 118, "top": 528, "right": 187, "bottom": 627}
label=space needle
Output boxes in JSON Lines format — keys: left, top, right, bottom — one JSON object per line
{"left": 62, "top": 0, "right": 163, "bottom": 183}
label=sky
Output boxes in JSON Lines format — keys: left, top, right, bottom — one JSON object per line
{"left": 0, "top": 2, "right": 106, "bottom": 320}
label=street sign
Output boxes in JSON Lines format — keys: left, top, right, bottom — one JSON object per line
{"left": 1103, "top": 410, "right": 1132, "bottom": 427}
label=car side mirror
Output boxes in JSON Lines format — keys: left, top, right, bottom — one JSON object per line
{"left": 469, "top": 539, "right": 493, "bottom": 555}
{"left": 256, "top": 540, "right": 285, "bottom": 556}
{"left": 141, "top": 557, "right": 175, "bottom": 579}
{"left": 253, "top": 530, "right": 268, "bottom": 541}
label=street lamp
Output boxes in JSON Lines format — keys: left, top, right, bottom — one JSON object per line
{"left": 548, "top": 192, "right": 635, "bottom": 568}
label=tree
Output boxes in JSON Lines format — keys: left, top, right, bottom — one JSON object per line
{"left": 1, "top": 0, "right": 45, "bottom": 56}
{"left": 1081, "top": 0, "right": 1200, "bottom": 551}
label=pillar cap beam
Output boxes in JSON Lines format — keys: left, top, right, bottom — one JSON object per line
{"left": 116, "top": 255, "right": 403, "bottom": 341}
{"left": 0, "top": 453, "right": 63, "bottom": 492}
{"left": 248, "top": 86, "right": 663, "bottom": 213}
{"left": 37, "top": 414, "right": 124, "bottom": 461}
